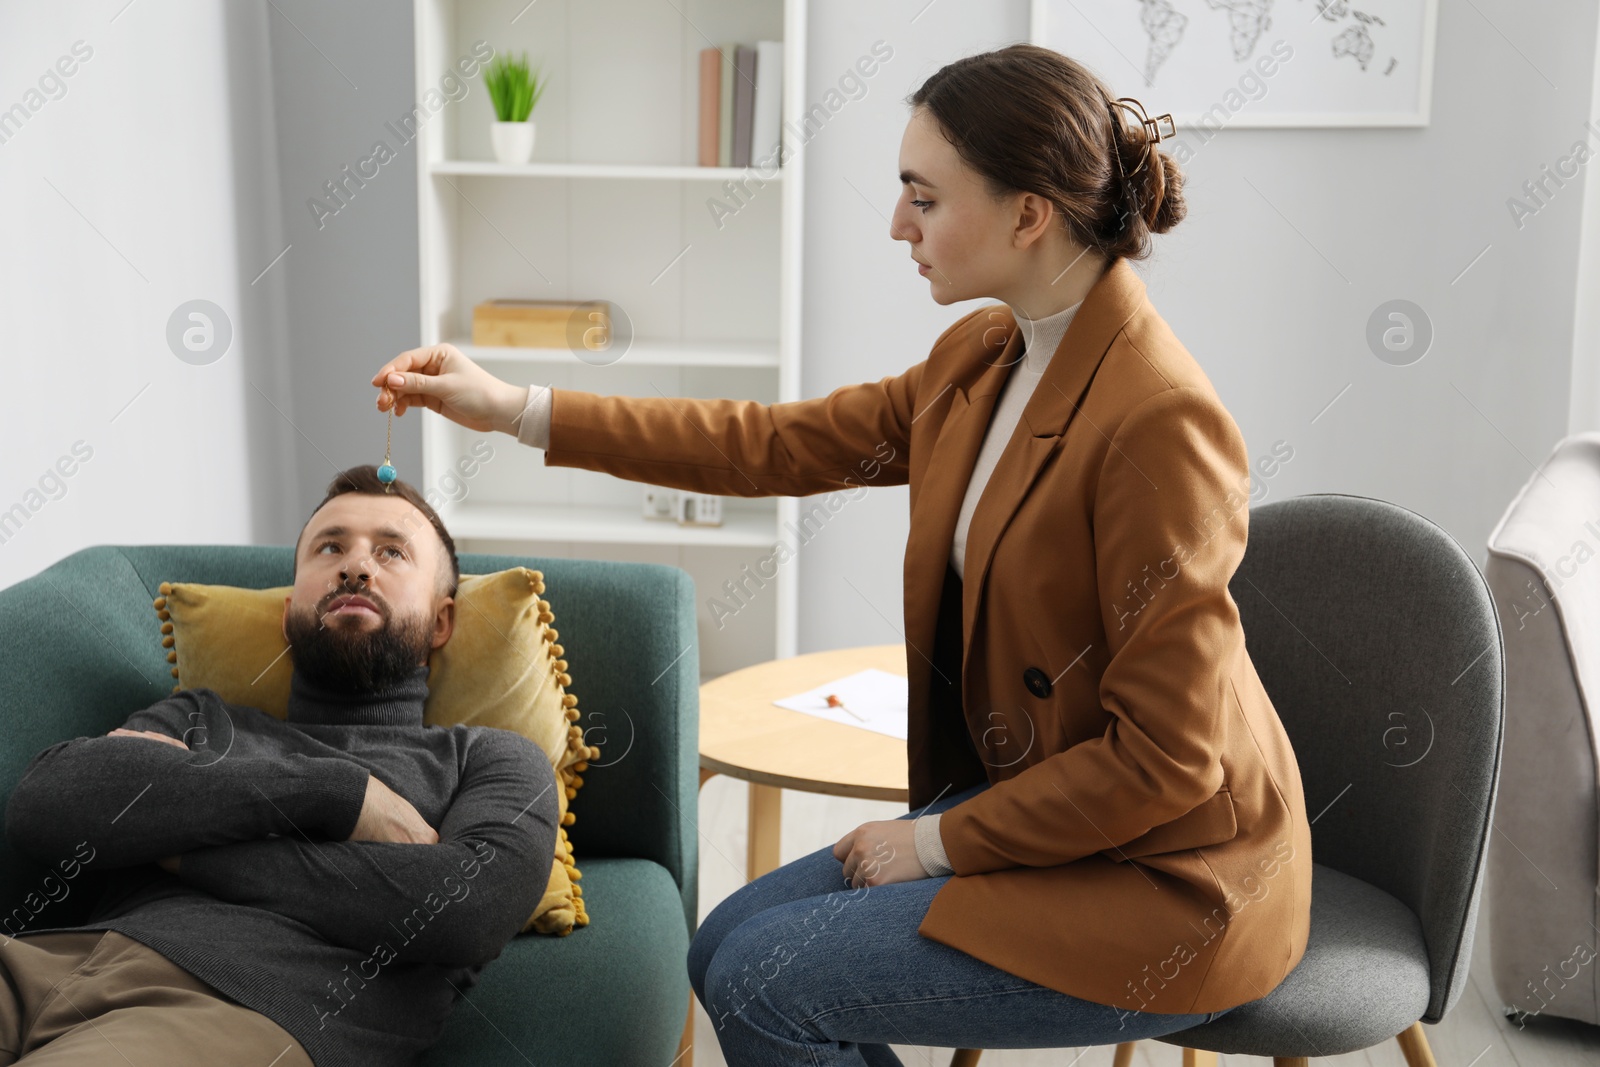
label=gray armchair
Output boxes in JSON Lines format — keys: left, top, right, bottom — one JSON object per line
{"left": 1150, "top": 493, "right": 1505, "bottom": 1066}
{"left": 953, "top": 493, "right": 1505, "bottom": 1066}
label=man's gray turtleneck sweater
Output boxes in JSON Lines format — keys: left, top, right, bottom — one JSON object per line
{"left": 3, "top": 664, "right": 560, "bottom": 1067}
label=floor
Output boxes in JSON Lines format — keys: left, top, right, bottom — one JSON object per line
{"left": 685, "top": 775, "right": 1600, "bottom": 1067}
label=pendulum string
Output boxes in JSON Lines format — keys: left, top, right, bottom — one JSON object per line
{"left": 378, "top": 406, "right": 397, "bottom": 491}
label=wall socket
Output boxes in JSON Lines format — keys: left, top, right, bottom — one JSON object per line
{"left": 642, "top": 487, "right": 676, "bottom": 521}
{"left": 641, "top": 487, "right": 723, "bottom": 526}
{"left": 676, "top": 492, "right": 722, "bottom": 526}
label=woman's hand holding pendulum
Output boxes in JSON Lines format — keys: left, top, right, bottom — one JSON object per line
{"left": 371, "top": 342, "right": 526, "bottom": 435}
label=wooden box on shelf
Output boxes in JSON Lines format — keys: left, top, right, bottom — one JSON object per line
{"left": 471, "top": 298, "right": 613, "bottom": 350}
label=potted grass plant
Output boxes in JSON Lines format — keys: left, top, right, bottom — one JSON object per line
{"left": 484, "top": 51, "right": 546, "bottom": 164}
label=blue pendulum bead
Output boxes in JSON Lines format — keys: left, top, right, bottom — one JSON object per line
{"left": 378, "top": 407, "right": 397, "bottom": 491}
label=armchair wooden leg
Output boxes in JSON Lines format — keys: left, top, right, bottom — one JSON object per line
{"left": 675, "top": 999, "right": 694, "bottom": 1067}
{"left": 1042, "top": 1025, "right": 1433, "bottom": 1067}
{"left": 948, "top": 1051, "right": 981, "bottom": 1067}
{"left": 1395, "top": 1020, "right": 1438, "bottom": 1067}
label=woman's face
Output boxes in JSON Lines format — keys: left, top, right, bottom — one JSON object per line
{"left": 892, "top": 106, "right": 1029, "bottom": 306}
{"left": 889, "top": 107, "right": 1088, "bottom": 313}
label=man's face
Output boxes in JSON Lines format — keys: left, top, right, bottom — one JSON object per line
{"left": 282, "top": 494, "right": 454, "bottom": 693}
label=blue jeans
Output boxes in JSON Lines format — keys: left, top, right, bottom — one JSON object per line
{"left": 686, "top": 780, "right": 1235, "bottom": 1065}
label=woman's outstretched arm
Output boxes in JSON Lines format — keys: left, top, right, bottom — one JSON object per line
{"left": 535, "top": 373, "right": 921, "bottom": 498}
{"left": 372, "top": 341, "right": 937, "bottom": 498}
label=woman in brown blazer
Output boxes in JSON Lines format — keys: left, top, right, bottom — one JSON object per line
{"left": 374, "top": 43, "right": 1311, "bottom": 1066}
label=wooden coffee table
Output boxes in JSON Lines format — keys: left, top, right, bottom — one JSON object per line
{"left": 698, "top": 642, "right": 911, "bottom": 877}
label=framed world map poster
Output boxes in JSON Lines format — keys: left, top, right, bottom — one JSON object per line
{"left": 1031, "top": 0, "right": 1438, "bottom": 127}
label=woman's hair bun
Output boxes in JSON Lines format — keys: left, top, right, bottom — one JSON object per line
{"left": 1104, "top": 97, "right": 1186, "bottom": 244}
{"left": 1150, "top": 153, "right": 1186, "bottom": 233}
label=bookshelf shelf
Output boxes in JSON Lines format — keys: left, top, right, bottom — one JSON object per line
{"left": 443, "top": 501, "right": 780, "bottom": 547}
{"left": 430, "top": 160, "right": 783, "bottom": 182}
{"left": 453, "top": 337, "right": 780, "bottom": 368}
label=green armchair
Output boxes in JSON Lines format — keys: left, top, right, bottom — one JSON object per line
{"left": 0, "top": 544, "right": 699, "bottom": 1066}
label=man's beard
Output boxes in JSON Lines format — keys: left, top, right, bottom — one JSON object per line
{"left": 284, "top": 594, "right": 433, "bottom": 693}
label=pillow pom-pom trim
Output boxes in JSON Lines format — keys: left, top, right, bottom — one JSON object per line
{"left": 528, "top": 567, "right": 593, "bottom": 934}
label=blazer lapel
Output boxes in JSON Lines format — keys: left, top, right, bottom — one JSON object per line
{"left": 904, "top": 258, "right": 1150, "bottom": 692}
{"left": 901, "top": 350, "right": 1015, "bottom": 681}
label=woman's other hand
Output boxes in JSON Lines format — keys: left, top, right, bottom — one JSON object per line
{"left": 832, "top": 819, "right": 927, "bottom": 887}
{"left": 371, "top": 343, "right": 528, "bottom": 435}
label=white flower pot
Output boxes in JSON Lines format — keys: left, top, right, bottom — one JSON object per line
{"left": 491, "top": 121, "right": 536, "bottom": 164}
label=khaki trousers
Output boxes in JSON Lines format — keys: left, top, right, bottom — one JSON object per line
{"left": 0, "top": 929, "right": 312, "bottom": 1066}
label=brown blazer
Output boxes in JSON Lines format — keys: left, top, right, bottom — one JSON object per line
{"left": 543, "top": 256, "right": 1313, "bottom": 1016}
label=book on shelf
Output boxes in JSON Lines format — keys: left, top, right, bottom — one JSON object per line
{"left": 717, "top": 43, "right": 734, "bottom": 166}
{"left": 732, "top": 44, "right": 756, "bottom": 168}
{"left": 751, "top": 40, "right": 783, "bottom": 171}
{"left": 698, "top": 48, "right": 720, "bottom": 166}
{"left": 699, "top": 41, "right": 783, "bottom": 170}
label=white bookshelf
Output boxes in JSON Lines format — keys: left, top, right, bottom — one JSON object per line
{"left": 412, "top": 0, "right": 806, "bottom": 679}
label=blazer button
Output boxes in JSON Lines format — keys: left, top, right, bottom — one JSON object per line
{"left": 1023, "top": 667, "right": 1052, "bottom": 698}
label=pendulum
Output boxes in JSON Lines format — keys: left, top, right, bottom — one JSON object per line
{"left": 377, "top": 407, "right": 397, "bottom": 492}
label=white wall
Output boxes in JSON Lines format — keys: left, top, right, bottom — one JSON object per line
{"left": 1568, "top": 10, "right": 1600, "bottom": 436}
{"left": 0, "top": 0, "right": 296, "bottom": 591}
{"left": 792, "top": 0, "right": 1600, "bottom": 655}
{"left": 263, "top": 0, "right": 423, "bottom": 519}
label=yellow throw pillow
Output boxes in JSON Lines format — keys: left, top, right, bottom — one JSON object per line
{"left": 149, "top": 567, "right": 595, "bottom": 936}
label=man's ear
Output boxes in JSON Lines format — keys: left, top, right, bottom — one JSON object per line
{"left": 430, "top": 596, "right": 455, "bottom": 652}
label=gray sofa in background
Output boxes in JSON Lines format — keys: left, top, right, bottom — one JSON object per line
{"left": 1486, "top": 433, "right": 1600, "bottom": 1028}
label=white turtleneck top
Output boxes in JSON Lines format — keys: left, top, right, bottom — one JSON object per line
{"left": 511, "top": 299, "right": 1084, "bottom": 878}
{"left": 946, "top": 299, "right": 1083, "bottom": 582}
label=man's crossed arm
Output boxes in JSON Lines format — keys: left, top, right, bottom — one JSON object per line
{"left": 175, "top": 728, "right": 559, "bottom": 968}
{"left": 4, "top": 690, "right": 561, "bottom": 968}
{"left": 103, "top": 727, "right": 214, "bottom": 873}
{"left": 5, "top": 696, "right": 370, "bottom": 868}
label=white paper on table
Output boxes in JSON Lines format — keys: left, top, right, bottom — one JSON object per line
{"left": 772, "top": 668, "right": 908, "bottom": 739}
